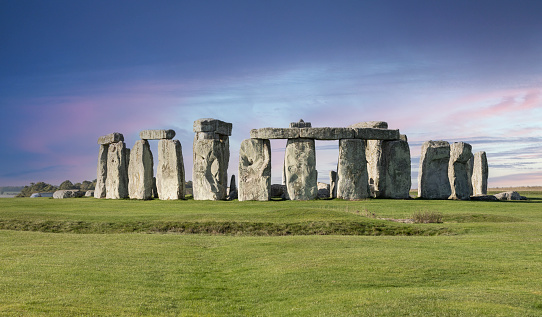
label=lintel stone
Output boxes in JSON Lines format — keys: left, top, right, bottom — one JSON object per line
{"left": 98, "top": 132, "right": 124, "bottom": 145}
{"left": 139, "top": 129, "right": 176, "bottom": 140}
{"left": 193, "top": 118, "right": 232, "bottom": 136}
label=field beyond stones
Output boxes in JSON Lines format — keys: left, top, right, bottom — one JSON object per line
{"left": 1, "top": 191, "right": 542, "bottom": 316}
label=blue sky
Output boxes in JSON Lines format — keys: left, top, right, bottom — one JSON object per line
{"left": 1, "top": 0, "right": 541, "bottom": 187}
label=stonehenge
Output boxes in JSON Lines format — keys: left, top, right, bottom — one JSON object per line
{"left": 472, "top": 151, "right": 488, "bottom": 196}
{"left": 238, "top": 138, "right": 271, "bottom": 201}
{"left": 337, "top": 139, "right": 369, "bottom": 200}
{"left": 128, "top": 140, "right": 153, "bottom": 200}
{"left": 418, "top": 141, "right": 452, "bottom": 199}
{"left": 157, "top": 139, "right": 185, "bottom": 200}
{"left": 284, "top": 138, "right": 318, "bottom": 200}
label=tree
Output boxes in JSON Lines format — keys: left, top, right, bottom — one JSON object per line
{"left": 16, "top": 182, "right": 58, "bottom": 197}
{"left": 59, "top": 180, "right": 75, "bottom": 190}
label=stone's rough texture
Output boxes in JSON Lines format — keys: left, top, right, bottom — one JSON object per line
{"left": 194, "top": 132, "right": 228, "bottom": 141}
{"left": 98, "top": 132, "right": 124, "bottom": 145}
{"left": 284, "top": 138, "right": 318, "bottom": 200}
{"left": 467, "top": 154, "right": 474, "bottom": 196}
{"left": 85, "top": 190, "right": 95, "bottom": 197}
{"left": 193, "top": 118, "right": 232, "bottom": 136}
{"left": 299, "top": 127, "right": 354, "bottom": 140}
{"left": 54, "top": 190, "right": 84, "bottom": 199}
{"left": 125, "top": 148, "right": 130, "bottom": 170}
{"left": 193, "top": 137, "right": 230, "bottom": 200}
{"left": 139, "top": 129, "right": 176, "bottom": 140}
{"left": 290, "top": 119, "right": 312, "bottom": 128}
{"left": 156, "top": 140, "right": 185, "bottom": 200}
{"left": 152, "top": 177, "right": 158, "bottom": 198}
{"left": 352, "top": 128, "right": 400, "bottom": 140}
{"left": 94, "top": 144, "right": 109, "bottom": 198}
{"left": 380, "top": 140, "right": 411, "bottom": 199}
{"left": 106, "top": 141, "right": 129, "bottom": 199}
{"left": 418, "top": 141, "right": 451, "bottom": 199}
{"left": 238, "top": 139, "right": 271, "bottom": 201}
{"left": 349, "top": 121, "right": 388, "bottom": 129}
{"left": 400, "top": 134, "right": 408, "bottom": 142}
{"left": 470, "top": 194, "right": 498, "bottom": 201}
{"left": 227, "top": 175, "right": 238, "bottom": 200}
{"left": 448, "top": 142, "right": 473, "bottom": 200}
{"left": 270, "top": 184, "right": 287, "bottom": 199}
{"left": 128, "top": 140, "right": 154, "bottom": 200}
{"left": 366, "top": 140, "right": 384, "bottom": 198}
{"left": 329, "top": 171, "right": 337, "bottom": 198}
{"left": 337, "top": 139, "right": 370, "bottom": 200}
{"left": 317, "top": 182, "right": 330, "bottom": 199}
{"left": 472, "top": 151, "right": 489, "bottom": 196}
{"left": 250, "top": 128, "right": 300, "bottom": 139}
{"left": 494, "top": 191, "right": 527, "bottom": 201}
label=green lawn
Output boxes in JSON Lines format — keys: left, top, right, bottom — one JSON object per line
{"left": 1, "top": 195, "right": 542, "bottom": 316}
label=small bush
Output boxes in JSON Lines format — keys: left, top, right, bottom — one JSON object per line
{"left": 412, "top": 211, "right": 443, "bottom": 223}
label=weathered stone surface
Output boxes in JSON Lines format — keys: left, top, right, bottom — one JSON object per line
{"left": 366, "top": 140, "right": 384, "bottom": 198}
{"left": 418, "top": 141, "right": 451, "bottom": 199}
{"left": 349, "top": 121, "right": 388, "bottom": 129}
{"left": 152, "top": 177, "right": 158, "bottom": 198}
{"left": 194, "top": 132, "right": 228, "bottom": 141}
{"left": 139, "top": 129, "right": 175, "bottom": 140}
{"left": 85, "top": 190, "right": 95, "bottom": 197}
{"left": 128, "top": 140, "right": 154, "bottom": 200}
{"left": 299, "top": 127, "right": 354, "bottom": 140}
{"left": 379, "top": 140, "right": 411, "bottom": 199}
{"left": 448, "top": 142, "right": 473, "bottom": 200}
{"left": 106, "top": 141, "right": 129, "bottom": 199}
{"left": 494, "top": 191, "right": 527, "bottom": 201}
{"left": 352, "top": 128, "right": 400, "bottom": 140}
{"left": 290, "top": 119, "right": 312, "bottom": 128}
{"left": 98, "top": 132, "right": 124, "bottom": 145}
{"left": 472, "top": 151, "right": 488, "bottom": 196}
{"left": 125, "top": 148, "right": 130, "bottom": 169}
{"left": 270, "top": 184, "right": 287, "bottom": 199}
{"left": 156, "top": 140, "right": 185, "bottom": 200}
{"left": 317, "top": 182, "right": 330, "bottom": 199}
{"left": 53, "top": 190, "right": 84, "bottom": 199}
{"left": 329, "top": 171, "right": 337, "bottom": 198}
{"left": 238, "top": 139, "right": 271, "bottom": 201}
{"left": 467, "top": 154, "right": 474, "bottom": 196}
{"left": 193, "top": 118, "right": 232, "bottom": 136}
{"left": 337, "top": 139, "right": 369, "bottom": 200}
{"left": 250, "top": 128, "right": 300, "bottom": 139}
{"left": 470, "top": 194, "right": 498, "bottom": 201}
{"left": 400, "top": 134, "right": 408, "bottom": 142}
{"left": 94, "top": 144, "right": 108, "bottom": 198}
{"left": 193, "top": 137, "right": 230, "bottom": 200}
{"left": 284, "top": 138, "right": 317, "bottom": 200}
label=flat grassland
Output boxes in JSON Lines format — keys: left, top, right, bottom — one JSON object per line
{"left": 1, "top": 191, "right": 541, "bottom": 316}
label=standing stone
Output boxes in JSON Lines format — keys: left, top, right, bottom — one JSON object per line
{"left": 193, "top": 137, "right": 229, "bottom": 200}
{"left": 467, "top": 154, "right": 474, "bottom": 196}
{"left": 284, "top": 138, "right": 318, "bottom": 200}
{"left": 329, "top": 171, "right": 337, "bottom": 198}
{"left": 94, "top": 144, "right": 109, "bottom": 198}
{"left": 156, "top": 139, "right": 185, "bottom": 200}
{"left": 152, "top": 177, "right": 158, "bottom": 198}
{"left": 418, "top": 141, "right": 451, "bottom": 199}
{"left": 317, "top": 182, "right": 330, "bottom": 199}
{"left": 472, "top": 151, "right": 488, "bottom": 196}
{"left": 228, "top": 175, "right": 238, "bottom": 200}
{"left": 238, "top": 139, "right": 271, "bottom": 201}
{"left": 128, "top": 140, "right": 154, "bottom": 200}
{"left": 380, "top": 140, "right": 411, "bottom": 199}
{"left": 106, "top": 141, "right": 129, "bottom": 199}
{"left": 337, "top": 139, "right": 369, "bottom": 200}
{"left": 448, "top": 142, "right": 473, "bottom": 200}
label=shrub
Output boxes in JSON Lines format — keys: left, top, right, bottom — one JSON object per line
{"left": 412, "top": 211, "right": 443, "bottom": 223}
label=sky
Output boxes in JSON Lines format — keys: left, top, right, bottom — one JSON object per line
{"left": 1, "top": 0, "right": 541, "bottom": 188}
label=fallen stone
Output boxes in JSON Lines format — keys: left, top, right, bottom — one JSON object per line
{"left": 250, "top": 128, "right": 300, "bottom": 139}
{"left": 299, "top": 127, "right": 354, "bottom": 140}
{"left": 53, "top": 190, "right": 84, "bottom": 199}
{"left": 85, "top": 190, "right": 94, "bottom": 197}
{"left": 284, "top": 138, "right": 318, "bottom": 200}
{"left": 329, "top": 171, "right": 337, "bottom": 198}
{"left": 380, "top": 140, "right": 411, "bottom": 199}
{"left": 349, "top": 121, "right": 388, "bottom": 129}
{"left": 156, "top": 139, "right": 185, "bottom": 200}
{"left": 193, "top": 118, "right": 232, "bottom": 136}
{"left": 317, "top": 182, "right": 330, "bottom": 199}
{"left": 193, "top": 137, "right": 230, "bottom": 200}
{"left": 337, "top": 139, "right": 369, "bottom": 200}
{"left": 94, "top": 144, "right": 108, "bottom": 198}
{"left": 290, "top": 119, "right": 312, "bottom": 128}
{"left": 494, "top": 191, "right": 527, "bottom": 201}
{"left": 128, "top": 140, "right": 154, "bottom": 200}
{"left": 238, "top": 139, "right": 271, "bottom": 201}
{"left": 139, "top": 129, "right": 176, "bottom": 140}
{"left": 418, "top": 141, "right": 451, "bottom": 199}
{"left": 470, "top": 194, "right": 498, "bottom": 201}
{"left": 106, "top": 141, "right": 129, "bottom": 199}
{"left": 472, "top": 151, "right": 488, "bottom": 196}
{"left": 98, "top": 132, "right": 124, "bottom": 145}
{"left": 448, "top": 142, "right": 472, "bottom": 200}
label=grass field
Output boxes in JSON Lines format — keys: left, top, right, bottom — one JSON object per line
{"left": 1, "top": 192, "right": 542, "bottom": 316}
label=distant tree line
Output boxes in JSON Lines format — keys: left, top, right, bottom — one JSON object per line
{"left": 16, "top": 180, "right": 97, "bottom": 197}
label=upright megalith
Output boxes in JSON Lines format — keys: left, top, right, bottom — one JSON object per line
{"left": 157, "top": 139, "right": 185, "bottom": 200}
{"left": 227, "top": 175, "right": 238, "bottom": 200}
{"left": 329, "top": 171, "right": 337, "bottom": 198}
{"left": 380, "top": 140, "right": 411, "bottom": 199}
{"left": 448, "top": 142, "right": 473, "bottom": 200}
{"left": 418, "top": 141, "right": 451, "bottom": 199}
{"left": 193, "top": 118, "right": 232, "bottom": 200}
{"left": 337, "top": 139, "right": 369, "bottom": 200}
{"left": 94, "top": 144, "right": 109, "bottom": 198}
{"left": 472, "top": 151, "right": 488, "bottom": 196}
{"left": 106, "top": 141, "right": 129, "bottom": 199}
{"left": 238, "top": 138, "right": 271, "bottom": 201}
{"left": 284, "top": 138, "right": 318, "bottom": 200}
{"left": 128, "top": 140, "right": 154, "bottom": 200}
